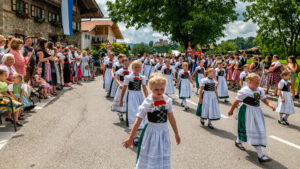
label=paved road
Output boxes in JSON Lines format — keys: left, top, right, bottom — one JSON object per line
{"left": 0, "top": 78, "right": 299, "bottom": 169}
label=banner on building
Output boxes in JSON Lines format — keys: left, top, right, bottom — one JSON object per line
{"left": 61, "top": 0, "right": 73, "bottom": 36}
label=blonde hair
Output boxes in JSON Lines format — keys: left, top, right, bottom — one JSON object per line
{"left": 243, "top": 64, "right": 249, "bottom": 68}
{"left": 148, "top": 73, "right": 167, "bottom": 89}
{"left": 245, "top": 73, "right": 260, "bottom": 82}
{"left": 82, "top": 51, "right": 87, "bottom": 56}
{"left": 131, "top": 60, "right": 142, "bottom": 68}
{"left": 13, "top": 73, "right": 23, "bottom": 81}
{"left": 281, "top": 70, "right": 291, "bottom": 78}
{"left": 205, "top": 68, "right": 215, "bottom": 76}
{"left": 182, "top": 62, "right": 188, "bottom": 67}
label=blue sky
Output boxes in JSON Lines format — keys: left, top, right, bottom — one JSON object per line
{"left": 96, "top": 0, "right": 258, "bottom": 44}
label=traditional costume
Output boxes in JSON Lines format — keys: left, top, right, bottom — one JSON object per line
{"left": 276, "top": 79, "right": 295, "bottom": 115}
{"left": 216, "top": 67, "right": 229, "bottom": 99}
{"left": 161, "top": 66, "right": 175, "bottom": 94}
{"left": 143, "top": 58, "right": 152, "bottom": 80}
{"left": 103, "top": 60, "right": 113, "bottom": 93}
{"left": 268, "top": 60, "right": 281, "bottom": 85}
{"left": 109, "top": 62, "right": 122, "bottom": 97}
{"left": 178, "top": 70, "right": 192, "bottom": 108}
{"left": 136, "top": 94, "right": 173, "bottom": 169}
{"left": 194, "top": 66, "right": 205, "bottom": 90}
{"left": 240, "top": 71, "right": 249, "bottom": 88}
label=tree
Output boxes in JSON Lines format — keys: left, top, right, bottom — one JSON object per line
{"left": 97, "top": 42, "right": 129, "bottom": 55}
{"left": 107, "top": 0, "right": 237, "bottom": 48}
{"left": 131, "top": 43, "right": 153, "bottom": 55}
{"left": 227, "top": 36, "right": 255, "bottom": 50}
{"left": 217, "top": 41, "right": 237, "bottom": 53}
{"left": 242, "top": 0, "right": 300, "bottom": 58}
{"left": 149, "top": 41, "right": 154, "bottom": 47}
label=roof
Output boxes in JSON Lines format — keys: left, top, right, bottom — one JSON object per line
{"left": 81, "top": 20, "right": 123, "bottom": 39}
{"left": 78, "top": 0, "right": 104, "bottom": 18}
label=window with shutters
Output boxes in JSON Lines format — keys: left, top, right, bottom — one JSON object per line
{"left": 13, "top": 0, "right": 29, "bottom": 18}
{"left": 32, "top": 6, "right": 45, "bottom": 23}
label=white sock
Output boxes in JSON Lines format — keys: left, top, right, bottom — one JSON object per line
{"left": 254, "top": 146, "right": 264, "bottom": 158}
{"left": 183, "top": 99, "right": 187, "bottom": 106}
{"left": 196, "top": 88, "right": 199, "bottom": 93}
{"left": 284, "top": 114, "right": 290, "bottom": 121}
{"left": 208, "top": 119, "right": 212, "bottom": 125}
{"left": 279, "top": 114, "right": 283, "bottom": 121}
{"left": 236, "top": 137, "right": 241, "bottom": 143}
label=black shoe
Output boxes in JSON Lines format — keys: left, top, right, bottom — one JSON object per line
{"left": 208, "top": 123, "right": 214, "bottom": 129}
{"left": 283, "top": 118, "right": 289, "bottom": 125}
{"left": 224, "top": 100, "right": 229, "bottom": 103}
{"left": 200, "top": 119, "right": 205, "bottom": 125}
{"left": 133, "top": 137, "right": 139, "bottom": 147}
{"left": 258, "top": 155, "right": 272, "bottom": 163}
{"left": 184, "top": 107, "right": 189, "bottom": 111}
{"left": 118, "top": 113, "right": 124, "bottom": 121}
{"left": 5, "top": 117, "right": 13, "bottom": 122}
{"left": 18, "top": 117, "right": 25, "bottom": 120}
{"left": 278, "top": 120, "right": 286, "bottom": 125}
{"left": 235, "top": 142, "right": 246, "bottom": 151}
{"left": 180, "top": 102, "right": 184, "bottom": 107}
{"left": 15, "top": 121, "right": 23, "bottom": 127}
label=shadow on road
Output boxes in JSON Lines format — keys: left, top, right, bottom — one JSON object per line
{"left": 245, "top": 150, "right": 288, "bottom": 169}
{"left": 201, "top": 126, "right": 236, "bottom": 141}
{"left": 287, "top": 124, "right": 300, "bottom": 132}
{"left": 113, "top": 122, "right": 138, "bottom": 154}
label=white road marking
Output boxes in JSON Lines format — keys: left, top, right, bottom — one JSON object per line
{"left": 269, "top": 135, "right": 300, "bottom": 150}
{"left": 174, "top": 95, "right": 229, "bottom": 118}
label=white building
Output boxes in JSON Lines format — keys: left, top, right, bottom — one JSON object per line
{"left": 81, "top": 19, "right": 123, "bottom": 50}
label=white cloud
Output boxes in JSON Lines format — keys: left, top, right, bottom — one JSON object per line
{"left": 96, "top": 0, "right": 258, "bottom": 44}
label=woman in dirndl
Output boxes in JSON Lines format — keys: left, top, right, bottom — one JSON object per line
{"left": 109, "top": 56, "right": 123, "bottom": 97}
{"left": 111, "top": 58, "right": 130, "bottom": 121}
{"left": 192, "top": 60, "right": 205, "bottom": 95}
{"left": 259, "top": 56, "right": 272, "bottom": 93}
{"left": 215, "top": 62, "right": 229, "bottom": 102}
{"left": 276, "top": 71, "right": 295, "bottom": 125}
{"left": 122, "top": 73, "right": 180, "bottom": 169}
{"left": 81, "top": 51, "right": 91, "bottom": 81}
{"left": 176, "top": 62, "right": 195, "bottom": 110}
{"left": 196, "top": 68, "right": 220, "bottom": 129}
{"left": 120, "top": 60, "right": 148, "bottom": 146}
{"left": 232, "top": 56, "right": 242, "bottom": 89}
{"left": 228, "top": 73, "right": 276, "bottom": 163}
{"left": 161, "top": 58, "right": 176, "bottom": 95}
{"left": 143, "top": 55, "right": 152, "bottom": 80}
{"left": 268, "top": 55, "right": 282, "bottom": 96}
{"left": 103, "top": 55, "right": 114, "bottom": 96}
{"left": 250, "top": 56, "right": 260, "bottom": 74}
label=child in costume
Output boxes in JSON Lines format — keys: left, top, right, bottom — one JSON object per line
{"left": 192, "top": 60, "right": 205, "bottom": 95}
{"left": 161, "top": 58, "right": 177, "bottom": 95}
{"left": 33, "top": 67, "right": 51, "bottom": 99}
{"left": 103, "top": 54, "right": 114, "bottom": 97}
{"left": 175, "top": 57, "right": 183, "bottom": 78}
{"left": 276, "top": 70, "right": 295, "bottom": 125}
{"left": 122, "top": 73, "right": 180, "bottom": 169}
{"left": 196, "top": 68, "right": 221, "bottom": 129}
{"left": 143, "top": 54, "right": 152, "bottom": 81}
{"left": 120, "top": 60, "right": 148, "bottom": 146}
{"left": 8, "top": 74, "right": 30, "bottom": 107}
{"left": 240, "top": 64, "right": 250, "bottom": 88}
{"left": 73, "top": 56, "right": 82, "bottom": 84}
{"left": 228, "top": 73, "right": 275, "bottom": 163}
{"left": 154, "top": 57, "right": 164, "bottom": 73}
{"left": 111, "top": 58, "right": 130, "bottom": 121}
{"left": 215, "top": 61, "right": 229, "bottom": 102}
{"left": 109, "top": 55, "right": 123, "bottom": 97}
{"left": 176, "top": 62, "right": 195, "bottom": 110}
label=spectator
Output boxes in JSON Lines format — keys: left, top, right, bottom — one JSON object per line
{"left": 4, "top": 35, "right": 15, "bottom": 53}
{"left": 10, "top": 38, "right": 30, "bottom": 76}
{"left": 22, "top": 37, "right": 36, "bottom": 82}
{"left": 268, "top": 55, "right": 282, "bottom": 96}
{"left": 0, "top": 53, "right": 17, "bottom": 83}
{"left": 0, "top": 35, "right": 6, "bottom": 62}
{"left": 283, "top": 56, "right": 298, "bottom": 99}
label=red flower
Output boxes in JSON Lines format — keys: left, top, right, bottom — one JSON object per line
{"left": 154, "top": 100, "right": 167, "bottom": 106}
{"left": 123, "top": 71, "right": 129, "bottom": 75}
{"left": 201, "top": 68, "right": 204, "bottom": 70}
{"left": 109, "top": 62, "right": 113, "bottom": 65}
{"left": 133, "top": 77, "right": 140, "bottom": 81}
{"left": 184, "top": 72, "right": 188, "bottom": 75}
{"left": 166, "top": 68, "right": 170, "bottom": 71}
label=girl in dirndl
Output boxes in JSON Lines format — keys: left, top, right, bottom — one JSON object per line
{"left": 239, "top": 64, "right": 250, "bottom": 88}
{"left": 268, "top": 55, "right": 282, "bottom": 96}
{"left": 226, "top": 56, "right": 235, "bottom": 88}
{"left": 122, "top": 73, "right": 180, "bottom": 169}
{"left": 120, "top": 60, "right": 148, "bottom": 146}
{"left": 232, "top": 56, "right": 242, "bottom": 90}
{"left": 175, "top": 57, "right": 183, "bottom": 79}
{"left": 215, "top": 61, "right": 229, "bottom": 102}
{"left": 176, "top": 62, "right": 195, "bottom": 110}
{"left": 81, "top": 51, "right": 91, "bottom": 81}
{"left": 196, "top": 68, "right": 220, "bottom": 129}
{"left": 276, "top": 71, "right": 295, "bottom": 125}
{"left": 192, "top": 60, "right": 205, "bottom": 95}
{"left": 259, "top": 56, "right": 272, "bottom": 92}
{"left": 143, "top": 55, "right": 152, "bottom": 80}
{"left": 170, "top": 55, "right": 177, "bottom": 70}
{"left": 149, "top": 56, "right": 158, "bottom": 75}
{"left": 73, "top": 56, "right": 82, "bottom": 84}
{"left": 228, "top": 73, "right": 276, "bottom": 163}
{"left": 103, "top": 54, "right": 114, "bottom": 96}
{"left": 111, "top": 58, "right": 130, "bottom": 121}
{"left": 154, "top": 57, "right": 164, "bottom": 73}
{"left": 161, "top": 58, "right": 176, "bottom": 95}
{"left": 109, "top": 55, "right": 123, "bottom": 97}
